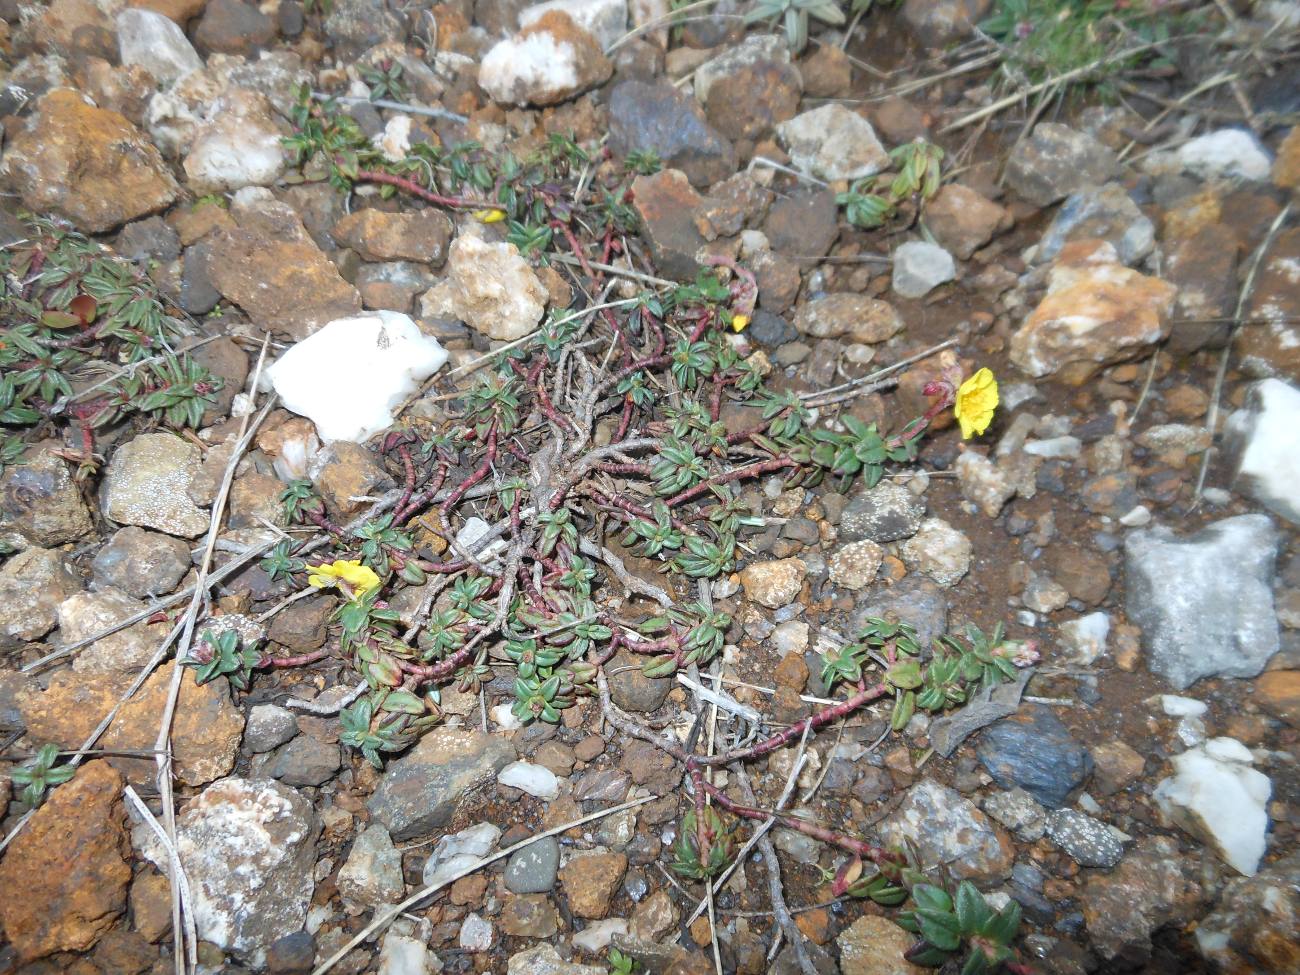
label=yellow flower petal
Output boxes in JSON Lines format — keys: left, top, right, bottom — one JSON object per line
{"left": 472, "top": 208, "right": 506, "bottom": 223}
{"left": 954, "top": 367, "right": 998, "bottom": 439}
{"left": 306, "top": 559, "right": 381, "bottom": 598}
{"left": 730, "top": 314, "right": 750, "bottom": 333}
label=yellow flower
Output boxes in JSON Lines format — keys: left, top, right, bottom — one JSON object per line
{"left": 730, "top": 313, "right": 750, "bottom": 333}
{"left": 472, "top": 208, "right": 507, "bottom": 223}
{"left": 954, "top": 367, "right": 999, "bottom": 439}
{"left": 307, "top": 560, "right": 381, "bottom": 598}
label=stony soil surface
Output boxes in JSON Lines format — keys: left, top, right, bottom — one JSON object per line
{"left": 1, "top": 2, "right": 1298, "bottom": 975}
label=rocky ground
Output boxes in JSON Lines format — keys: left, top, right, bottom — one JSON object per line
{"left": 0, "top": 1, "right": 1299, "bottom": 975}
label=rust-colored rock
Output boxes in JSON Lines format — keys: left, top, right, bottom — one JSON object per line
{"left": 1165, "top": 223, "right": 1239, "bottom": 354}
{"left": 332, "top": 207, "right": 454, "bottom": 265}
{"left": 3, "top": 90, "right": 178, "bottom": 234}
{"left": 559, "top": 851, "right": 628, "bottom": 918}
{"left": 1240, "top": 228, "right": 1300, "bottom": 380}
{"left": 20, "top": 663, "right": 243, "bottom": 787}
{"left": 128, "top": 0, "right": 209, "bottom": 24}
{"left": 1011, "top": 239, "right": 1176, "bottom": 384}
{"left": 28, "top": 0, "right": 117, "bottom": 59}
{"left": 704, "top": 60, "right": 802, "bottom": 142}
{"left": 632, "top": 169, "right": 707, "bottom": 281}
{"left": 0, "top": 761, "right": 131, "bottom": 961}
{"left": 105, "top": 662, "right": 244, "bottom": 786}
{"left": 1272, "top": 125, "right": 1300, "bottom": 190}
{"left": 1254, "top": 670, "right": 1300, "bottom": 727}
{"left": 206, "top": 206, "right": 361, "bottom": 341}
{"left": 924, "top": 183, "right": 1013, "bottom": 259}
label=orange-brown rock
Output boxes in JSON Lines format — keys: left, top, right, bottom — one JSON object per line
{"left": 129, "top": 0, "right": 210, "bottom": 24}
{"left": 1254, "top": 669, "right": 1300, "bottom": 727}
{"left": 1272, "top": 125, "right": 1300, "bottom": 190}
{"left": 1011, "top": 239, "right": 1176, "bottom": 384}
{"left": 0, "top": 762, "right": 131, "bottom": 961}
{"left": 206, "top": 204, "right": 361, "bottom": 340}
{"left": 19, "top": 662, "right": 244, "bottom": 787}
{"left": 3, "top": 90, "right": 179, "bottom": 233}
{"left": 28, "top": 0, "right": 117, "bottom": 59}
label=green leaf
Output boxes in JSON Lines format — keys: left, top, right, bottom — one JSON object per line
{"left": 912, "top": 884, "right": 953, "bottom": 914}
{"left": 885, "top": 659, "right": 923, "bottom": 689}
{"left": 983, "top": 898, "right": 1022, "bottom": 946}
{"left": 916, "top": 911, "right": 961, "bottom": 952}
{"left": 954, "top": 881, "right": 992, "bottom": 936}
{"left": 904, "top": 942, "right": 953, "bottom": 967}
{"left": 382, "top": 690, "right": 426, "bottom": 715}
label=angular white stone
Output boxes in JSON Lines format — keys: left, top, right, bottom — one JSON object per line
{"left": 117, "top": 8, "right": 202, "bottom": 87}
{"left": 1057, "top": 611, "right": 1109, "bottom": 666}
{"left": 892, "top": 240, "right": 957, "bottom": 299}
{"left": 1177, "top": 129, "right": 1272, "bottom": 181}
{"left": 459, "top": 913, "right": 494, "bottom": 951}
{"left": 267, "top": 311, "right": 448, "bottom": 443}
{"left": 1225, "top": 378, "right": 1300, "bottom": 525}
{"left": 1160, "top": 695, "right": 1207, "bottom": 718}
{"left": 777, "top": 104, "right": 889, "bottom": 181}
{"left": 378, "top": 929, "right": 437, "bottom": 975}
{"left": 571, "top": 918, "right": 629, "bottom": 953}
{"left": 183, "top": 90, "right": 286, "bottom": 193}
{"left": 497, "top": 760, "right": 561, "bottom": 799}
{"left": 1154, "top": 737, "right": 1271, "bottom": 876}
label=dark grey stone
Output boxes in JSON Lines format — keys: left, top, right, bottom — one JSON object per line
{"left": 977, "top": 706, "right": 1093, "bottom": 809}
{"left": 270, "top": 734, "right": 341, "bottom": 788}
{"left": 116, "top": 216, "right": 181, "bottom": 264}
{"left": 608, "top": 80, "right": 736, "bottom": 189}
{"left": 504, "top": 835, "right": 559, "bottom": 894}
{"left": 747, "top": 309, "right": 797, "bottom": 348}
{"left": 839, "top": 481, "right": 925, "bottom": 543}
{"left": 368, "top": 728, "right": 515, "bottom": 841}
{"left": 1046, "top": 809, "right": 1125, "bottom": 868}
{"left": 181, "top": 242, "right": 222, "bottom": 315}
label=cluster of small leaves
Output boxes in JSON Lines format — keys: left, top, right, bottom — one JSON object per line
{"left": 829, "top": 855, "right": 911, "bottom": 906}
{"left": 981, "top": 0, "right": 1187, "bottom": 87}
{"left": 360, "top": 59, "right": 406, "bottom": 101}
{"left": 607, "top": 947, "right": 637, "bottom": 975}
{"left": 897, "top": 881, "right": 1023, "bottom": 973}
{"left": 635, "top": 601, "right": 731, "bottom": 679}
{"left": 837, "top": 140, "right": 945, "bottom": 230}
{"left": 270, "top": 106, "right": 955, "bottom": 769}
{"left": 0, "top": 218, "right": 222, "bottom": 466}
{"left": 9, "top": 743, "right": 75, "bottom": 807}
{"left": 745, "top": 0, "right": 845, "bottom": 52}
{"left": 671, "top": 806, "right": 739, "bottom": 879}
{"left": 821, "top": 617, "right": 1034, "bottom": 731}
{"left": 185, "top": 629, "right": 263, "bottom": 693}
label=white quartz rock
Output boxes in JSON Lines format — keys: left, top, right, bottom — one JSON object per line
{"left": 1225, "top": 378, "right": 1300, "bottom": 525}
{"left": 267, "top": 311, "right": 448, "bottom": 443}
{"left": 1177, "top": 129, "right": 1272, "bottom": 181}
{"left": 117, "top": 9, "right": 202, "bottom": 87}
{"left": 1153, "top": 737, "right": 1271, "bottom": 876}
{"left": 497, "top": 760, "right": 561, "bottom": 800}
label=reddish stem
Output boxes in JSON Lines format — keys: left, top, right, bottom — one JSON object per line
{"left": 259, "top": 647, "right": 330, "bottom": 668}
{"left": 354, "top": 169, "right": 500, "bottom": 211}
{"left": 665, "top": 456, "right": 797, "bottom": 508}
{"left": 441, "top": 423, "right": 497, "bottom": 515}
